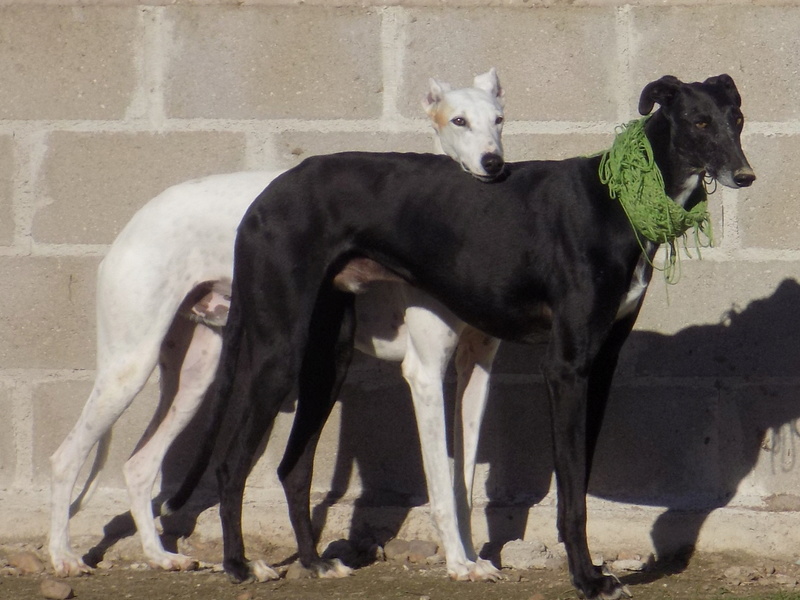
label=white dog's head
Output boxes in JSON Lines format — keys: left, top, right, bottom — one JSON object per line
{"left": 422, "top": 68, "right": 505, "bottom": 181}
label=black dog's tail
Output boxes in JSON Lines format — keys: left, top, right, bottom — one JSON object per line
{"left": 161, "top": 285, "right": 247, "bottom": 516}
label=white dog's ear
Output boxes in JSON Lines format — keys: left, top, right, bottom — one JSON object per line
{"left": 473, "top": 67, "right": 504, "bottom": 107}
{"left": 422, "top": 78, "right": 451, "bottom": 114}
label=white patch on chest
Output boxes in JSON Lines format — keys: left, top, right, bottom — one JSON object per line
{"left": 615, "top": 174, "right": 701, "bottom": 319}
{"left": 616, "top": 253, "right": 651, "bottom": 320}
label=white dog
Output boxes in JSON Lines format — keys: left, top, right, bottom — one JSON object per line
{"left": 49, "top": 69, "right": 505, "bottom": 582}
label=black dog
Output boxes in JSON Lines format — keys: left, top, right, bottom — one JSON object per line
{"left": 184, "top": 75, "right": 754, "bottom": 600}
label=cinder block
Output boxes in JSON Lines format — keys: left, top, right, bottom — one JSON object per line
{"left": 718, "top": 383, "right": 800, "bottom": 502}
{"left": 591, "top": 382, "right": 722, "bottom": 504}
{"left": 36, "top": 131, "right": 246, "bottom": 244}
{"left": 0, "top": 6, "right": 138, "bottom": 120}
{"left": 163, "top": 6, "right": 383, "bottom": 119}
{"left": 0, "top": 256, "right": 99, "bottom": 370}
{"left": 32, "top": 379, "right": 159, "bottom": 487}
{"left": 629, "top": 6, "right": 800, "bottom": 121}
{"left": 0, "top": 383, "right": 14, "bottom": 487}
{"left": 625, "top": 261, "right": 800, "bottom": 378}
{"left": 475, "top": 380, "right": 554, "bottom": 506}
{"left": 273, "top": 131, "right": 433, "bottom": 169}
{"left": 401, "top": 7, "right": 618, "bottom": 121}
{"left": 734, "top": 134, "right": 798, "bottom": 250}
{"left": 504, "top": 133, "right": 614, "bottom": 162}
{"left": 0, "top": 135, "right": 14, "bottom": 246}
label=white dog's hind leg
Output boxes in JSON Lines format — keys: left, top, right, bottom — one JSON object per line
{"left": 453, "top": 329, "right": 501, "bottom": 580}
{"left": 123, "top": 319, "right": 222, "bottom": 572}
{"left": 49, "top": 352, "right": 159, "bottom": 577}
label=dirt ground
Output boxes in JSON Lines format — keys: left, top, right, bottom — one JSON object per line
{"left": 5, "top": 541, "right": 800, "bottom": 600}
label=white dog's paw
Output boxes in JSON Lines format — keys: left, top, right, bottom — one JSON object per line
{"left": 250, "top": 559, "right": 280, "bottom": 582}
{"left": 315, "top": 558, "right": 352, "bottom": 579}
{"left": 51, "top": 553, "right": 92, "bottom": 578}
{"left": 448, "top": 558, "right": 501, "bottom": 582}
{"left": 147, "top": 551, "right": 199, "bottom": 572}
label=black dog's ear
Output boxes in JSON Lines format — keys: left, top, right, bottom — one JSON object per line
{"left": 638, "top": 75, "right": 683, "bottom": 115}
{"left": 704, "top": 73, "right": 742, "bottom": 108}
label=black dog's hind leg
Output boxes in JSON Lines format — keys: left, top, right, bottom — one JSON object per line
{"left": 279, "top": 287, "right": 356, "bottom": 576}
{"left": 216, "top": 333, "right": 301, "bottom": 583}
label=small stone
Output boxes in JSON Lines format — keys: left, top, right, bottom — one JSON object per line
{"left": 236, "top": 591, "right": 254, "bottom": 600}
{"left": 611, "top": 559, "right": 646, "bottom": 572}
{"left": 9, "top": 552, "right": 44, "bottom": 575}
{"left": 616, "top": 550, "right": 640, "bottom": 561}
{"left": 384, "top": 539, "right": 411, "bottom": 562}
{"left": 285, "top": 561, "right": 313, "bottom": 580}
{"left": 500, "top": 539, "right": 550, "bottom": 570}
{"left": 407, "top": 540, "right": 438, "bottom": 564}
{"left": 425, "top": 554, "right": 444, "bottom": 566}
{"left": 723, "top": 565, "right": 757, "bottom": 586}
{"left": 40, "top": 579, "right": 74, "bottom": 600}
{"left": 773, "top": 574, "right": 798, "bottom": 587}
{"left": 544, "top": 556, "right": 567, "bottom": 571}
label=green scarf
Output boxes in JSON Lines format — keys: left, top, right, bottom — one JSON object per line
{"left": 598, "top": 116, "right": 712, "bottom": 283}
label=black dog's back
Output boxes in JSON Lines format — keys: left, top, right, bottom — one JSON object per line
{"left": 247, "top": 151, "right": 636, "bottom": 341}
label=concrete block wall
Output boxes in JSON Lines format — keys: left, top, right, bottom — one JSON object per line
{"left": 2, "top": 0, "right": 800, "bottom": 562}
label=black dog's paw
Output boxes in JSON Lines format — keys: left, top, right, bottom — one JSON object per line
{"left": 223, "top": 558, "right": 255, "bottom": 584}
{"left": 576, "top": 572, "right": 632, "bottom": 600}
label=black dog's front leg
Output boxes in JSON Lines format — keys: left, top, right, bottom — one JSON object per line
{"left": 542, "top": 318, "right": 630, "bottom": 600}
{"left": 585, "top": 312, "right": 639, "bottom": 481}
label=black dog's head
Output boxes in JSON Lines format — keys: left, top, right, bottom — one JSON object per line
{"left": 639, "top": 74, "right": 756, "bottom": 189}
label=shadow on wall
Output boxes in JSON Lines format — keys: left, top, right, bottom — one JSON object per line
{"left": 86, "top": 278, "right": 800, "bottom": 570}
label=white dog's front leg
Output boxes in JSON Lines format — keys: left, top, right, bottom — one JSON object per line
{"left": 401, "top": 305, "right": 476, "bottom": 579}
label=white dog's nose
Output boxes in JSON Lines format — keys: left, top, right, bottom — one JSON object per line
{"left": 481, "top": 153, "right": 504, "bottom": 177}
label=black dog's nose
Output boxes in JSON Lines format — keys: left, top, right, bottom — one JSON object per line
{"left": 733, "top": 168, "right": 756, "bottom": 188}
{"left": 481, "top": 153, "right": 504, "bottom": 177}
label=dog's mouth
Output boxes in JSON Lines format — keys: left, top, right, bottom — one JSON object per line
{"left": 707, "top": 166, "right": 757, "bottom": 189}
{"left": 460, "top": 161, "right": 506, "bottom": 182}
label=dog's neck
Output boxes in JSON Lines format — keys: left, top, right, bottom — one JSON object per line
{"left": 644, "top": 111, "right": 706, "bottom": 209}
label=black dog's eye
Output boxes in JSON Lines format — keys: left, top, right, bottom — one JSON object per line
{"left": 736, "top": 116, "right": 744, "bottom": 126}
{"left": 695, "top": 121, "right": 708, "bottom": 129}
{"left": 495, "top": 116, "right": 504, "bottom": 125}
{"left": 451, "top": 117, "right": 467, "bottom": 127}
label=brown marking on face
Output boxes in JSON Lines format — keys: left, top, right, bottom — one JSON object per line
{"left": 431, "top": 101, "right": 452, "bottom": 131}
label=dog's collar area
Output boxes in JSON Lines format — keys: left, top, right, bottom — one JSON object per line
{"left": 599, "top": 116, "right": 713, "bottom": 284}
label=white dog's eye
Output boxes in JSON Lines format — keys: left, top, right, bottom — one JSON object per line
{"left": 451, "top": 117, "right": 467, "bottom": 127}
{"left": 495, "top": 116, "right": 504, "bottom": 125}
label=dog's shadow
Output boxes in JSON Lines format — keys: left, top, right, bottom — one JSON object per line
{"left": 310, "top": 277, "right": 800, "bottom": 573}
{"left": 87, "top": 278, "right": 800, "bottom": 578}
{"left": 477, "top": 277, "right": 800, "bottom": 574}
